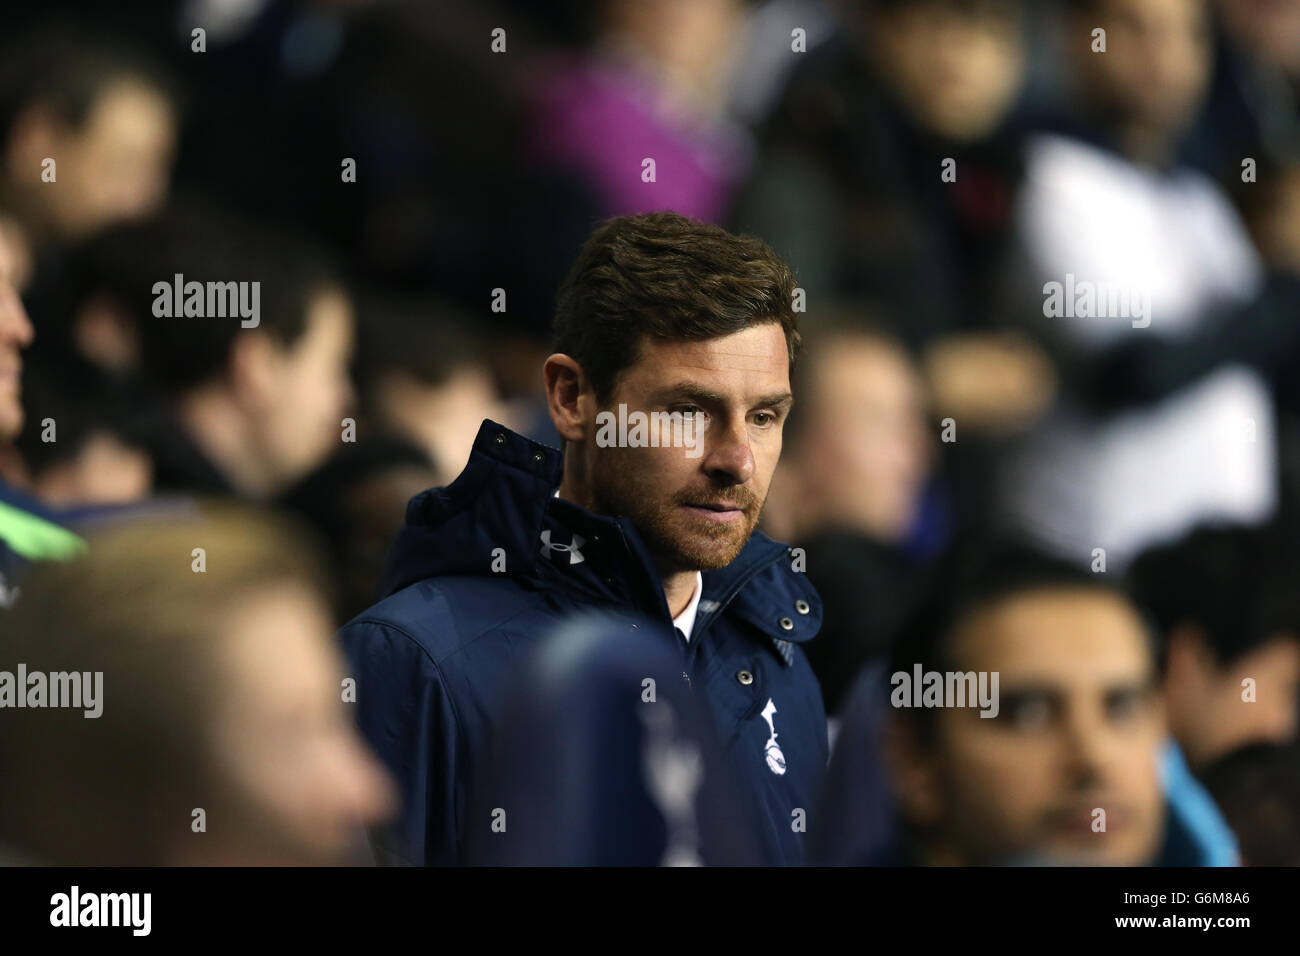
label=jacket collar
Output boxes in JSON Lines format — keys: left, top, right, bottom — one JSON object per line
{"left": 380, "top": 421, "right": 822, "bottom": 652}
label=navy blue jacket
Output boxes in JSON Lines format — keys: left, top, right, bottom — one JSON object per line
{"left": 339, "top": 421, "right": 829, "bottom": 865}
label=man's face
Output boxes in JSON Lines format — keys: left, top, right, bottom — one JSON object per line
{"left": 1074, "top": 0, "right": 1212, "bottom": 133}
{"left": 898, "top": 588, "right": 1166, "bottom": 865}
{"left": 374, "top": 363, "right": 503, "bottom": 485}
{"left": 800, "top": 337, "right": 931, "bottom": 542}
{"left": 0, "top": 227, "right": 34, "bottom": 441}
{"left": 1169, "top": 630, "right": 1300, "bottom": 769}
{"left": 1218, "top": 0, "right": 1300, "bottom": 75}
{"left": 870, "top": 1, "right": 1025, "bottom": 142}
{"left": 584, "top": 323, "right": 792, "bottom": 573}
{"left": 254, "top": 287, "right": 355, "bottom": 489}
{"left": 44, "top": 79, "right": 176, "bottom": 241}
{"left": 210, "top": 585, "right": 395, "bottom": 864}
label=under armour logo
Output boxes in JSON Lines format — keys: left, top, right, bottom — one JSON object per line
{"left": 539, "top": 530, "right": 585, "bottom": 565}
{"left": 761, "top": 698, "right": 787, "bottom": 776}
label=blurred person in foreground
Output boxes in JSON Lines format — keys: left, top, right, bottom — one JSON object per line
{"left": 341, "top": 211, "right": 827, "bottom": 865}
{"left": 1129, "top": 523, "right": 1300, "bottom": 772}
{"left": 768, "top": 313, "right": 935, "bottom": 716}
{"left": 0, "top": 506, "right": 395, "bottom": 865}
{"left": 464, "top": 612, "right": 767, "bottom": 866}
{"left": 871, "top": 548, "right": 1235, "bottom": 865}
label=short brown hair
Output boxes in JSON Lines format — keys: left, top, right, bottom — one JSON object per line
{"left": 553, "top": 212, "right": 802, "bottom": 403}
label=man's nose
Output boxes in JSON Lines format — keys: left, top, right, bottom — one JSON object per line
{"left": 1059, "top": 703, "right": 1114, "bottom": 784}
{"left": 701, "top": 416, "right": 755, "bottom": 484}
{"left": 0, "top": 283, "right": 34, "bottom": 347}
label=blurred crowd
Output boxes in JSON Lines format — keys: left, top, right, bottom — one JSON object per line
{"left": 1, "top": 0, "right": 1299, "bottom": 866}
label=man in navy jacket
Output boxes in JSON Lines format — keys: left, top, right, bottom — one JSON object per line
{"left": 340, "top": 211, "right": 827, "bottom": 865}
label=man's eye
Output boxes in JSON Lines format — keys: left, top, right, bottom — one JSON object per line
{"left": 1002, "top": 694, "right": 1052, "bottom": 730}
{"left": 673, "top": 405, "right": 704, "bottom": 419}
{"left": 752, "top": 412, "right": 776, "bottom": 427}
{"left": 1106, "top": 689, "right": 1146, "bottom": 724}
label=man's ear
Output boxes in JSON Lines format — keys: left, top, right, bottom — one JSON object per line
{"left": 227, "top": 331, "right": 280, "bottom": 410}
{"left": 542, "top": 353, "right": 590, "bottom": 443}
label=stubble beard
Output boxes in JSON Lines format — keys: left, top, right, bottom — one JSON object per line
{"left": 590, "top": 449, "right": 764, "bottom": 572}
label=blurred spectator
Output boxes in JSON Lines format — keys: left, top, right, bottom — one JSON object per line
{"left": 0, "top": 222, "right": 33, "bottom": 463}
{"left": 520, "top": 0, "right": 753, "bottom": 224}
{"left": 1184, "top": 0, "right": 1300, "bottom": 178}
{"left": 1228, "top": 152, "right": 1300, "bottom": 521}
{"left": 1200, "top": 741, "right": 1300, "bottom": 866}
{"left": 1001, "top": 0, "right": 1280, "bottom": 569}
{"left": 774, "top": 313, "right": 935, "bottom": 714}
{"left": 1129, "top": 522, "right": 1300, "bottom": 771}
{"left": 327, "top": 1, "right": 593, "bottom": 346}
{"left": 21, "top": 213, "right": 175, "bottom": 384}
{"left": 0, "top": 214, "right": 83, "bottom": 608}
{"left": 735, "top": 0, "right": 1032, "bottom": 351}
{"left": 734, "top": 0, "right": 1056, "bottom": 543}
{"left": 0, "top": 506, "right": 395, "bottom": 864}
{"left": 723, "top": 0, "right": 836, "bottom": 127}
{"left": 12, "top": 355, "right": 152, "bottom": 507}
{"left": 884, "top": 549, "right": 1172, "bottom": 865}
{"left": 0, "top": 24, "right": 177, "bottom": 253}
{"left": 353, "top": 296, "right": 507, "bottom": 486}
{"left": 281, "top": 437, "right": 439, "bottom": 624}
{"left": 131, "top": 207, "right": 355, "bottom": 499}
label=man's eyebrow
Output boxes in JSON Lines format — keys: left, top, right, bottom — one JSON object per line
{"left": 996, "top": 677, "right": 1158, "bottom": 697}
{"left": 650, "top": 383, "right": 726, "bottom": 405}
{"left": 1104, "top": 676, "right": 1160, "bottom": 697}
{"left": 648, "top": 382, "right": 793, "bottom": 409}
{"left": 756, "top": 392, "right": 794, "bottom": 410}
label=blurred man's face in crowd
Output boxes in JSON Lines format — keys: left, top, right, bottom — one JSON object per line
{"left": 895, "top": 588, "right": 1166, "bottom": 865}
{"left": 33, "top": 431, "right": 153, "bottom": 506}
{"left": 797, "top": 335, "right": 930, "bottom": 543}
{"left": 584, "top": 323, "right": 792, "bottom": 573}
{"left": 868, "top": 0, "right": 1025, "bottom": 142}
{"left": 208, "top": 585, "right": 395, "bottom": 864}
{"left": 1165, "top": 628, "right": 1300, "bottom": 770}
{"left": 1218, "top": 0, "right": 1300, "bottom": 75}
{"left": 0, "top": 227, "right": 34, "bottom": 442}
{"left": 1071, "top": 0, "right": 1212, "bottom": 135}
{"left": 10, "top": 78, "right": 176, "bottom": 242}
{"left": 371, "top": 361, "right": 502, "bottom": 485}
{"left": 250, "top": 286, "right": 355, "bottom": 489}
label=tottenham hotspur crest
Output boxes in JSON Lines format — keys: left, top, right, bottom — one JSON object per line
{"left": 761, "top": 698, "right": 786, "bottom": 775}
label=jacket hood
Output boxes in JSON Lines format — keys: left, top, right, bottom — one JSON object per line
{"left": 379, "top": 420, "right": 822, "bottom": 645}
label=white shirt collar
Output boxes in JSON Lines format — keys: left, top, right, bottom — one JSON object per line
{"left": 671, "top": 571, "right": 704, "bottom": 641}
